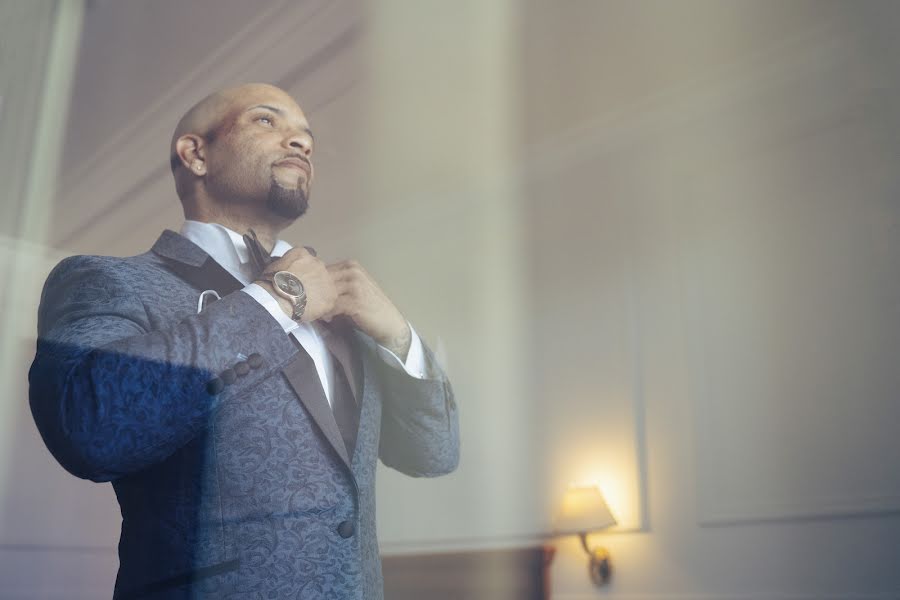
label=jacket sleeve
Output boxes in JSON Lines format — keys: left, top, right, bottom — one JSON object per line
{"left": 374, "top": 332, "right": 460, "bottom": 477}
{"left": 28, "top": 255, "right": 296, "bottom": 483}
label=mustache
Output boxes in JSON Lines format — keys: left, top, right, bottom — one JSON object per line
{"left": 277, "top": 154, "right": 311, "bottom": 170}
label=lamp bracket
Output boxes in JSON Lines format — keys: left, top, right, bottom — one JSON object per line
{"left": 578, "top": 532, "right": 612, "bottom": 586}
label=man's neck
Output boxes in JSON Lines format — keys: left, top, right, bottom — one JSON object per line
{"left": 184, "top": 207, "right": 284, "bottom": 254}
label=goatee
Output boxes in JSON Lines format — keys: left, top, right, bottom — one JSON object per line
{"left": 266, "top": 181, "right": 309, "bottom": 220}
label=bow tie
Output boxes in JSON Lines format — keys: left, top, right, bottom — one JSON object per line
{"left": 242, "top": 228, "right": 318, "bottom": 280}
{"left": 242, "top": 228, "right": 274, "bottom": 280}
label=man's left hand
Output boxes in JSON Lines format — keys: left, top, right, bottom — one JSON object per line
{"left": 322, "top": 260, "right": 412, "bottom": 360}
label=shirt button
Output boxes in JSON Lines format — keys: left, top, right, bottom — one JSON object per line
{"left": 234, "top": 361, "right": 250, "bottom": 376}
{"left": 337, "top": 520, "right": 355, "bottom": 538}
{"left": 247, "top": 353, "right": 264, "bottom": 369}
{"left": 206, "top": 377, "right": 225, "bottom": 396}
{"left": 221, "top": 368, "right": 237, "bottom": 385}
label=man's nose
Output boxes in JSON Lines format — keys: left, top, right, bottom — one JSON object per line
{"left": 285, "top": 133, "right": 313, "bottom": 156}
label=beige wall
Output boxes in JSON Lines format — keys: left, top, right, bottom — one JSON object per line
{"left": 521, "top": 1, "right": 900, "bottom": 597}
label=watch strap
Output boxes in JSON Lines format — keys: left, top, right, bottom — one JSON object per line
{"left": 258, "top": 271, "right": 306, "bottom": 322}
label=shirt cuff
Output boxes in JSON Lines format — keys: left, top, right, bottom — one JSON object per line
{"left": 376, "top": 322, "right": 427, "bottom": 379}
{"left": 242, "top": 284, "right": 300, "bottom": 334}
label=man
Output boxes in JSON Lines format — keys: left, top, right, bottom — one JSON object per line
{"left": 28, "top": 83, "right": 459, "bottom": 599}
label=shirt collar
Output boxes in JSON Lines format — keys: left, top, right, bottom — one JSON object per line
{"left": 178, "top": 220, "right": 293, "bottom": 283}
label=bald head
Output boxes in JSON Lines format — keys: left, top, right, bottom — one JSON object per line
{"left": 170, "top": 83, "right": 295, "bottom": 178}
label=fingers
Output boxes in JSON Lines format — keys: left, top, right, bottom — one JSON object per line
{"left": 283, "top": 246, "right": 313, "bottom": 260}
{"left": 264, "top": 246, "right": 311, "bottom": 273}
{"left": 326, "top": 259, "right": 363, "bottom": 274}
{"left": 326, "top": 260, "right": 372, "bottom": 285}
{"left": 321, "top": 288, "right": 358, "bottom": 320}
{"left": 304, "top": 258, "right": 375, "bottom": 323}
{"left": 331, "top": 275, "right": 370, "bottom": 303}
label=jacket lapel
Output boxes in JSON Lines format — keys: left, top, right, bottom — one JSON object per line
{"left": 150, "top": 228, "right": 355, "bottom": 471}
{"left": 281, "top": 347, "right": 352, "bottom": 469}
{"left": 150, "top": 229, "right": 244, "bottom": 295}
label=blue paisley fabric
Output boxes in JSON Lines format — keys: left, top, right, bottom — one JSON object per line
{"left": 28, "top": 230, "right": 459, "bottom": 599}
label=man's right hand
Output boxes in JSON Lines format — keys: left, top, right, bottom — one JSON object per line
{"left": 254, "top": 247, "right": 337, "bottom": 322}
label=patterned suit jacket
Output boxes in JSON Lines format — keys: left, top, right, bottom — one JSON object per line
{"left": 28, "top": 229, "right": 460, "bottom": 599}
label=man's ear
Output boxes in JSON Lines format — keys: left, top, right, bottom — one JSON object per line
{"left": 175, "top": 134, "right": 206, "bottom": 175}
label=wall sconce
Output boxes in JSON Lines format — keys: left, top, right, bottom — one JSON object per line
{"left": 553, "top": 484, "right": 617, "bottom": 585}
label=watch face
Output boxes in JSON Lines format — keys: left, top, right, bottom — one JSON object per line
{"left": 273, "top": 271, "right": 304, "bottom": 296}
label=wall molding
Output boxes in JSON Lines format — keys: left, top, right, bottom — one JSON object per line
{"left": 380, "top": 532, "right": 549, "bottom": 556}
{"left": 697, "top": 493, "right": 900, "bottom": 527}
{"left": 680, "top": 33, "right": 900, "bottom": 525}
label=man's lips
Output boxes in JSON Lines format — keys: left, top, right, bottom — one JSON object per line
{"left": 273, "top": 158, "right": 311, "bottom": 177}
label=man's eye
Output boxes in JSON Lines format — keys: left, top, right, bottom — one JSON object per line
{"left": 257, "top": 116, "right": 274, "bottom": 126}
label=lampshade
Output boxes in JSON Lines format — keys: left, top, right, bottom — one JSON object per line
{"left": 553, "top": 485, "right": 617, "bottom": 536}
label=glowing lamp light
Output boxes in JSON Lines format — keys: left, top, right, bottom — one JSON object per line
{"left": 553, "top": 484, "right": 617, "bottom": 585}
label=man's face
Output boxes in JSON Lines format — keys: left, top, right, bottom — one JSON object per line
{"left": 204, "top": 87, "right": 315, "bottom": 220}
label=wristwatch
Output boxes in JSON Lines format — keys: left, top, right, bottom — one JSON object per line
{"left": 259, "top": 271, "right": 307, "bottom": 321}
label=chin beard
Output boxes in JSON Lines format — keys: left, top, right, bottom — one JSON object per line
{"left": 266, "top": 181, "right": 309, "bottom": 220}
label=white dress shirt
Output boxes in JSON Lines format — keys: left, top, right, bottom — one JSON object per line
{"left": 179, "top": 220, "right": 427, "bottom": 408}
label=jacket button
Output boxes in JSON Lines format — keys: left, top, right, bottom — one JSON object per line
{"left": 234, "top": 361, "right": 250, "bottom": 376}
{"left": 337, "top": 520, "right": 355, "bottom": 538}
{"left": 221, "top": 368, "right": 237, "bottom": 385}
{"left": 247, "top": 353, "right": 264, "bottom": 369}
{"left": 206, "top": 377, "right": 225, "bottom": 396}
